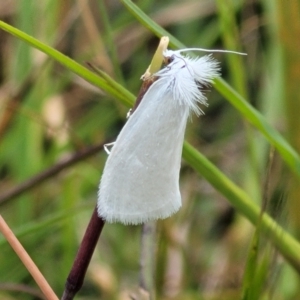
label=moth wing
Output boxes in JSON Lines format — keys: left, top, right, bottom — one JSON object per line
{"left": 98, "top": 79, "right": 189, "bottom": 224}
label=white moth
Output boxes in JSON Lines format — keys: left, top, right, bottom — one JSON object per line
{"left": 97, "top": 48, "right": 236, "bottom": 225}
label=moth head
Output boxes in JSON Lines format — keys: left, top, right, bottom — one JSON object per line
{"left": 163, "top": 55, "right": 174, "bottom": 65}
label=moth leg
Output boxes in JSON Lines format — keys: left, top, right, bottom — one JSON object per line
{"left": 104, "top": 142, "right": 115, "bottom": 155}
{"left": 126, "top": 109, "right": 132, "bottom": 119}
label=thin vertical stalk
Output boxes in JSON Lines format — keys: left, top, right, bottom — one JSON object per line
{"left": 140, "top": 222, "right": 157, "bottom": 300}
{"left": 0, "top": 215, "right": 59, "bottom": 300}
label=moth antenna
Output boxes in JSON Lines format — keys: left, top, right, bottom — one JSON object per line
{"left": 175, "top": 48, "right": 247, "bottom": 56}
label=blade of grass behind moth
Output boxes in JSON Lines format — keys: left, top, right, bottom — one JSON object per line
{"left": 86, "top": 63, "right": 135, "bottom": 105}
{"left": 0, "top": 20, "right": 132, "bottom": 108}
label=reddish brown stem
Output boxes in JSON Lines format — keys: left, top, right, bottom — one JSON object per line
{"left": 132, "top": 77, "right": 157, "bottom": 112}
{"left": 61, "top": 207, "right": 105, "bottom": 300}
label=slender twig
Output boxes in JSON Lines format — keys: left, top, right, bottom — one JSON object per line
{"left": 61, "top": 208, "right": 105, "bottom": 300}
{"left": 0, "top": 215, "right": 59, "bottom": 300}
{"left": 0, "top": 142, "right": 105, "bottom": 206}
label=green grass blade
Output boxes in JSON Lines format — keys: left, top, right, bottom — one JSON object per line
{"left": 216, "top": 0, "right": 247, "bottom": 96}
{"left": 87, "top": 63, "right": 135, "bottom": 105}
{"left": 0, "top": 20, "right": 132, "bottom": 108}
{"left": 120, "top": 0, "right": 185, "bottom": 49}
{"left": 182, "top": 142, "right": 300, "bottom": 272}
{"left": 214, "top": 78, "right": 300, "bottom": 176}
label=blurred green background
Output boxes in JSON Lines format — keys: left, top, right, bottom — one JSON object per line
{"left": 0, "top": 0, "right": 300, "bottom": 299}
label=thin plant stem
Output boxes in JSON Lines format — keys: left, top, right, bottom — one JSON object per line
{"left": 0, "top": 215, "right": 59, "bottom": 300}
{"left": 0, "top": 142, "right": 105, "bottom": 206}
{"left": 140, "top": 221, "right": 157, "bottom": 300}
{"left": 61, "top": 208, "right": 105, "bottom": 300}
